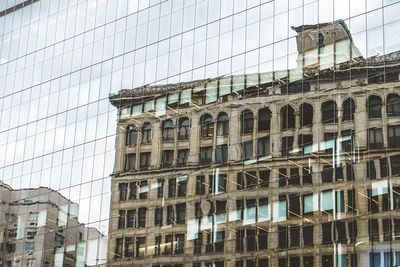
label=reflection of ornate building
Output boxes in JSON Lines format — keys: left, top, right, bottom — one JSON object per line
{"left": 293, "top": 20, "right": 362, "bottom": 69}
{"left": 108, "top": 22, "right": 400, "bottom": 267}
{"left": 0, "top": 182, "right": 104, "bottom": 267}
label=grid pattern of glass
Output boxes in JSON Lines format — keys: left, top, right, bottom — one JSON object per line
{"left": 1, "top": 0, "right": 400, "bottom": 266}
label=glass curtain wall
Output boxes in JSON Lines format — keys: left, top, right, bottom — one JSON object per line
{"left": 0, "top": 0, "right": 400, "bottom": 266}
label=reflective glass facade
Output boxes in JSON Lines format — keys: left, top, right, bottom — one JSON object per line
{"left": 1, "top": 0, "right": 400, "bottom": 266}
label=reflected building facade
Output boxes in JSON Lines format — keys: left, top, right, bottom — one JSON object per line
{"left": 109, "top": 19, "right": 400, "bottom": 267}
{"left": 0, "top": 182, "right": 104, "bottom": 267}
{"left": 0, "top": 0, "right": 400, "bottom": 267}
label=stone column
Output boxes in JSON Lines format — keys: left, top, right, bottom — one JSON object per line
{"left": 228, "top": 107, "right": 241, "bottom": 162}
{"left": 188, "top": 112, "right": 200, "bottom": 164}
{"left": 293, "top": 111, "right": 300, "bottom": 151}
{"left": 312, "top": 102, "right": 322, "bottom": 152}
{"left": 115, "top": 122, "right": 125, "bottom": 173}
{"left": 151, "top": 120, "right": 162, "bottom": 168}
{"left": 270, "top": 105, "right": 281, "bottom": 157}
{"left": 354, "top": 95, "right": 368, "bottom": 149}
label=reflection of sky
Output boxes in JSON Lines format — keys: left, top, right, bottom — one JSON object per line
{"left": 0, "top": 0, "right": 399, "bottom": 237}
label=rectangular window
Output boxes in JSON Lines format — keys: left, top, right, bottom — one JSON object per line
{"left": 177, "top": 176, "right": 187, "bottom": 197}
{"left": 393, "top": 187, "right": 400, "bottom": 210}
{"left": 289, "top": 195, "right": 300, "bottom": 218}
{"left": 345, "top": 164, "right": 354, "bottom": 181}
{"left": 281, "top": 136, "right": 293, "bottom": 156}
{"left": 347, "top": 189, "right": 357, "bottom": 212}
{"left": 258, "top": 137, "right": 270, "bottom": 157}
{"left": 348, "top": 220, "right": 357, "bottom": 243}
{"left": 322, "top": 222, "right": 333, "bottom": 244}
{"left": 391, "top": 155, "right": 400, "bottom": 175}
{"left": 127, "top": 210, "right": 135, "bottom": 228}
{"left": 154, "top": 236, "right": 161, "bottom": 255}
{"left": 215, "top": 144, "right": 228, "bottom": 164}
{"left": 177, "top": 149, "right": 189, "bottom": 166}
{"left": 175, "top": 234, "right": 185, "bottom": 254}
{"left": 336, "top": 190, "right": 345, "bottom": 213}
{"left": 368, "top": 189, "right": 379, "bottom": 213}
{"left": 157, "top": 179, "right": 164, "bottom": 198}
{"left": 259, "top": 170, "right": 270, "bottom": 187}
{"left": 139, "top": 152, "right": 151, "bottom": 170}
{"left": 368, "top": 128, "right": 384, "bottom": 149}
{"left": 138, "top": 208, "right": 147, "bottom": 228}
{"left": 209, "top": 174, "right": 226, "bottom": 194}
{"left": 321, "top": 166, "right": 333, "bottom": 183}
{"left": 303, "top": 167, "right": 312, "bottom": 184}
{"left": 303, "top": 194, "right": 316, "bottom": 214}
{"left": 259, "top": 229, "right": 268, "bottom": 250}
{"left": 367, "top": 160, "right": 376, "bottom": 179}
{"left": 119, "top": 183, "right": 128, "bottom": 201}
{"left": 383, "top": 219, "right": 392, "bottom": 241}
{"left": 369, "top": 219, "right": 379, "bottom": 242}
{"left": 324, "top": 132, "right": 337, "bottom": 153}
{"left": 303, "top": 225, "right": 313, "bottom": 246}
{"left": 164, "top": 235, "right": 173, "bottom": 255}
{"left": 124, "top": 153, "right": 136, "bottom": 172}
{"left": 168, "top": 178, "right": 176, "bottom": 198}
{"left": 138, "top": 180, "right": 148, "bottom": 199}
{"left": 167, "top": 205, "right": 174, "bottom": 225}
{"left": 154, "top": 207, "right": 163, "bottom": 226}
{"left": 246, "top": 229, "right": 256, "bottom": 251}
{"left": 341, "top": 130, "right": 354, "bottom": 152}
{"left": 236, "top": 230, "right": 244, "bottom": 252}
{"left": 288, "top": 168, "right": 300, "bottom": 186}
{"left": 196, "top": 175, "right": 205, "bottom": 195}
{"left": 115, "top": 238, "right": 123, "bottom": 258}
{"left": 124, "top": 237, "right": 134, "bottom": 257}
{"left": 194, "top": 232, "right": 202, "bottom": 254}
{"left": 26, "top": 227, "right": 36, "bottom": 239}
{"left": 245, "top": 171, "right": 257, "bottom": 187}
{"left": 176, "top": 203, "right": 186, "bottom": 224}
{"left": 237, "top": 172, "right": 244, "bottom": 190}
{"left": 200, "top": 147, "right": 213, "bottom": 165}
{"left": 136, "top": 237, "right": 146, "bottom": 258}
{"left": 129, "top": 182, "right": 137, "bottom": 200}
{"left": 278, "top": 226, "right": 287, "bottom": 249}
{"left": 290, "top": 226, "right": 300, "bottom": 247}
{"left": 321, "top": 190, "right": 334, "bottom": 212}
{"left": 388, "top": 125, "right": 400, "bottom": 148}
{"left": 298, "top": 134, "right": 313, "bottom": 154}
{"left": 380, "top": 158, "right": 389, "bottom": 177}
{"left": 242, "top": 141, "right": 253, "bottom": 160}
{"left": 162, "top": 150, "right": 174, "bottom": 168}
{"left": 336, "top": 220, "right": 346, "bottom": 243}
{"left": 278, "top": 168, "right": 287, "bottom": 187}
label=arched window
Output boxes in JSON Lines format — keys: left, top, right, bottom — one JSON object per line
{"left": 342, "top": 98, "right": 355, "bottom": 122}
{"left": 387, "top": 94, "right": 400, "bottom": 117}
{"left": 178, "top": 117, "right": 190, "bottom": 140}
{"left": 162, "top": 120, "right": 174, "bottom": 141}
{"left": 241, "top": 110, "right": 254, "bottom": 134}
{"left": 126, "top": 125, "right": 138, "bottom": 146}
{"left": 300, "top": 103, "right": 313, "bottom": 127}
{"left": 258, "top": 107, "right": 271, "bottom": 131}
{"left": 200, "top": 114, "right": 214, "bottom": 138}
{"left": 318, "top": 33, "right": 325, "bottom": 54}
{"left": 321, "top": 101, "right": 338, "bottom": 123}
{"left": 281, "top": 105, "right": 295, "bottom": 130}
{"left": 217, "top": 112, "right": 229, "bottom": 136}
{"left": 142, "top": 123, "right": 152, "bottom": 143}
{"left": 368, "top": 95, "right": 382, "bottom": 118}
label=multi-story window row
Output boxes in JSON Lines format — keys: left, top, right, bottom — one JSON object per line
{"left": 109, "top": 32, "right": 400, "bottom": 265}
{"left": 118, "top": 90, "right": 400, "bottom": 173}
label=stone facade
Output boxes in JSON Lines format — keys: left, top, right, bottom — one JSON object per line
{"left": 108, "top": 59, "right": 400, "bottom": 267}
{"left": 0, "top": 182, "right": 104, "bottom": 267}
